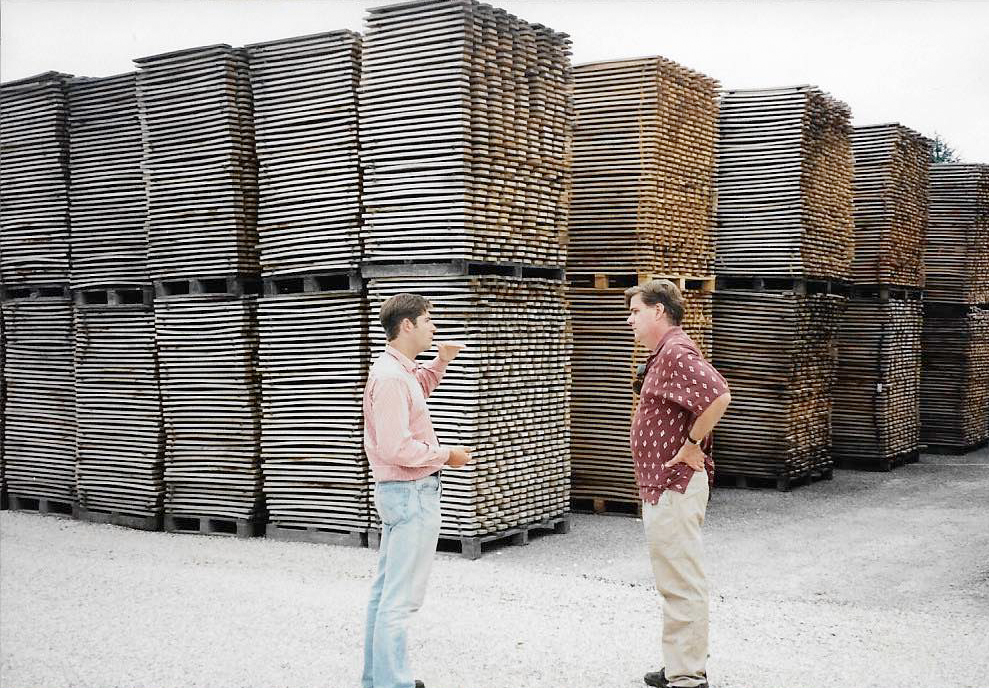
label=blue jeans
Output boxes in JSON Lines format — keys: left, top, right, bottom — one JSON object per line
{"left": 361, "top": 473, "right": 442, "bottom": 688}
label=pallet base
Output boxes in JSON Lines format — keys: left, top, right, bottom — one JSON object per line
{"left": 368, "top": 514, "right": 572, "bottom": 560}
{"left": 570, "top": 497, "right": 641, "bottom": 517}
{"left": 714, "top": 469, "right": 834, "bottom": 492}
{"left": 164, "top": 514, "right": 263, "bottom": 538}
{"left": 835, "top": 450, "right": 921, "bottom": 472}
{"left": 75, "top": 506, "right": 162, "bottom": 531}
{"left": 266, "top": 523, "right": 366, "bottom": 547}
{"left": 0, "top": 491, "right": 8, "bottom": 511}
{"left": 6, "top": 493, "right": 75, "bottom": 516}
{"left": 922, "top": 439, "right": 989, "bottom": 456}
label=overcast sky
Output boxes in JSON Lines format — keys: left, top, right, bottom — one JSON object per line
{"left": 2, "top": 0, "right": 987, "bottom": 161}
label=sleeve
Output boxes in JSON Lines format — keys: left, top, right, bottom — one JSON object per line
{"left": 367, "top": 377, "right": 451, "bottom": 469}
{"left": 414, "top": 355, "right": 450, "bottom": 398}
{"left": 654, "top": 342, "right": 730, "bottom": 416}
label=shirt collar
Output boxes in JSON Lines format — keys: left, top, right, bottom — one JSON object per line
{"left": 385, "top": 344, "right": 418, "bottom": 373}
{"left": 648, "top": 326, "right": 684, "bottom": 363}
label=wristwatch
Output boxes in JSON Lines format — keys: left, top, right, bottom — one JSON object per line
{"left": 685, "top": 433, "right": 702, "bottom": 445}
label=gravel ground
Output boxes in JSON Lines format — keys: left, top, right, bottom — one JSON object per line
{"left": 2, "top": 446, "right": 988, "bottom": 688}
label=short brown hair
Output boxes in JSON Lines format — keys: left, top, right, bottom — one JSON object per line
{"left": 624, "top": 279, "right": 685, "bottom": 326}
{"left": 379, "top": 293, "right": 432, "bottom": 340}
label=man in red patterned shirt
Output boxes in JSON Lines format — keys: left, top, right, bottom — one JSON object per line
{"left": 625, "top": 279, "right": 732, "bottom": 688}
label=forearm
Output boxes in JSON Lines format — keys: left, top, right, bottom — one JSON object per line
{"left": 688, "top": 392, "right": 731, "bottom": 441}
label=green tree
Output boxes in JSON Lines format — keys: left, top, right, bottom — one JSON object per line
{"left": 929, "top": 134, "right": 960, "bottom": 164}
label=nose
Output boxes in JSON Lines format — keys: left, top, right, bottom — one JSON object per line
{"left": 626, "top": 315, "right": 634, "bottom": 325}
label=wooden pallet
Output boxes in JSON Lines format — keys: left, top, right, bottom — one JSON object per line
{"left": 714, "top": 469, "right": 833, "bottom": 492}
{"left": 368, "top": 514, "right": 572, "bottom": 560}
{"left": 75, "top": 506, "right": 163, "bottom": 532}
{"left": 73, "top": 286, "right": 154, "bottom": 308}
{"left": 164, "top": 513, "right": 263, "bottom": 538}
{"left": 922, "top": 439, "right": 989, "bottom": 456}
{"left": 7, "top": 493, "right": 75, "bottom": 517}
{"left": 153, "top": 274, "right": 262, "bottom": 299}
{"left": 570, "top": 497, "right": 641, "bottom": 517}
{"left": 569, "top": 273, "right": 715, "bottom": 292}
{"left": 835, "top": 449, "right": 921, "bottom": 472}
{"left": 716, "top": 275, "right": 850, "bottom": 296}
{"left": 0, "top": 284, "right": 72, "bottom": 302}
{"left": 362, "top": 260, "right": 564, "bottom": 281}
{"left": 266, "top": 523, "right": 366, "bottom": 547}
{"left": 262, "top": 270, "right": 361, "bottom": 297}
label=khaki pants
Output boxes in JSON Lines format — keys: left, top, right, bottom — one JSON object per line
{"left": 642, "top": 469, "right": 710, "bottom": 688}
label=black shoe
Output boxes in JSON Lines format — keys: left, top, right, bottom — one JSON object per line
{"left": 644, "top": 669, "right": 668, "bottom": 688}
{"left": 415, "top": 681, "right": 425, "bottom": 688}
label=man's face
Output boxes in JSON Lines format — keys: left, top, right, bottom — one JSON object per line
{"left": 410, "top": 311, "right": 436, "bottom": 353}
{"left": 627, "top": 294, "right": 660, "bottom": 344}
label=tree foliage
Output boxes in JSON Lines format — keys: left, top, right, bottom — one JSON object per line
{"left": 929, "top": 134, "right": 960, "bottom": 164}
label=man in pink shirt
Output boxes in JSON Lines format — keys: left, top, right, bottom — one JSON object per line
{"left": 625, "top": 279, "right": 732, "bottom": 688}
{"left": 361, "top": 293, "right": 472, "bottom": 688}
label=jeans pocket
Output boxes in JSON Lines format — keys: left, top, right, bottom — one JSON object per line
{"left": 376, "top": 483, "right": 411, "bottom": 525}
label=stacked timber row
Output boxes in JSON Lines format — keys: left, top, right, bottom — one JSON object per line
{"left": 716, "top": 85, "right": 855, "bottom": 279}
{"left": 67, "top": 73, "right": 165, "bottom": 527}
{"left": 832, "top": 124, "right": 929, "bottom": 470}
{"left": 566, "top": 55, "right": 719, "bottom": 510}
{"left": 921, "top": 164, "right": 989, "bottom": 452}
{"left": 713, "top": 85, "right": 854, "bottom": 488}
{"left": 359, "top": 0, "right": 573, "bottom": 266}
{"left": 359, "top": 0, "right": 574, "bottom": 557}
{"left": 246, "top": 32, "right": 371, "bottom": 545}
{"left": 712, "top": 283, "right": 846, "bottom": 488}
{"left": 0, "top": 73, "right": 77, "bottom": 513}
{"left": 136, "top": 45, "right": 265, "bottom": 536}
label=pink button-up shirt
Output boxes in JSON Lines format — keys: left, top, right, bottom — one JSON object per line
{"left": 363, "top": 345, "right": 451, "bottom": 482}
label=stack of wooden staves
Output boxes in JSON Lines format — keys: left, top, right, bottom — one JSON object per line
{"left": 246, "top": 32, "right": 370, "bottom": 544}
{"left": 712, "top": 85, "right": 854, "bottom": 488}
{"left": 715, "top": 85, "right": 855, "bottom": 278}
{"left": 712, "top": 289, "right": 845, "bottom": 488}
{"left": 366, "top": 274, "right": 571, "bottom": 546}
{"left": 832, "top": 124, "right": 928, "bottom": 470}
{"left": 921, "top": 164, "right": 989, "bottom": 452}
{"left": 359, "top": 0, "right": 573, "bottom": 266}
{"left": 0, "top": 72, "right": 73, "bottom": 286}
{"left": 136, "top": 45, "right": 264, "bottom": 535}
{"left": 358, "top": 0, "right": 574, "bottom": 556}
{"left": 566, "top": 56, "right": 719, "bottom": 509}
{"left": 67, "top": 73, "right": 165, "bottom": 526}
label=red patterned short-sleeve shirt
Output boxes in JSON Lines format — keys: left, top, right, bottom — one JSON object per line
{"left": 630, "top": 327, "right": 729, "bottom": 504}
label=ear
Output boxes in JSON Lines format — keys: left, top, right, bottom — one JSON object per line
{"left": 400, "top": 317, "right": 415, "bottom": 333}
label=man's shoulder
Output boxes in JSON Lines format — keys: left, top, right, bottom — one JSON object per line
{"left": 662, "top": 330, "right": 702, "bottom": 359}
{"left": 369, "top": 354, "right": 408, "bottom": 383}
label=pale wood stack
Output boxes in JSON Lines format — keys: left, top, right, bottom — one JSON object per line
{"left": 67, "top": 73, "right": 149, "bottom": 287}
{"left": 246, "top": 31, "right": 363, "bottom": 274}
{"left": 359, "top": 0, "right": 573, "bottom": 265}
{"left": 367, "top": 274, "right": 571, "bottom": 539}
{"left": 849, "top": 124, "right": 929, "bottom": 287}
{"left": 713, "top": 290, "right": 845, "bottom": 483}
{"left": 832, "top": 297, "right": 923, "bottom": 468}
{"left": 924, "top": 164, "right": 989, "bottom": 304}
{"left": 569, "top": 57, "right": 719, "bottom": 275}
{"left": 0, "top": 299, "right": 77, "bottom": 503}
{"left": 135, "top": 45, "right": 259, "bottom": 280}
{"left": 921, "top": 305, "right": 989, "bottom": 450}
{"left": 0, "top": 72, "right": 73, "bottom": 286}
{"left": 716, "top": 86, "right": 855, "bottom": 278}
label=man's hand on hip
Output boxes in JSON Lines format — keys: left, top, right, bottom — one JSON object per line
{"left": 446, "top": 446, "right": 474, "bottom": 468}
{"left": 665, "top": 441, "right": 706, "bottom": 471}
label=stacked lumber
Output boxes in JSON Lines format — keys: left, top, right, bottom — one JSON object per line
{"left": 712, "top": 289, "right": 845, "bottom": 482}
{"left": 924, "top": 164, "right": 989, "bottom": 303}
{"left": 849, "top": 124, "right": 929, "bottom": 287}
{"left": 73, "top": 305, "right": 164, "bottom": 516}
{"left": 66, "top": 73, "right": 149, "bottom": 287}
{"left": 366, "top": 274, "right": 571, "bottom": 538}
{"left": 257, "top": 290, "right": 371, "bottom": 536}
{"left": 716, "top": 86, "right": 854, "bottom": 279}
{"left": 359, "top": 0, "right": 573, "bottom": 266}
{"left": 154, "top": 295, "right": 263, "bottom": 521}
{"left": 0, "top": 72, "right": 73, "bottom": 285}
{"left": 920, "top": 305, "right": 989, "bottom": 450}
{"left": 568, "top": 57, "right": 719, "bottom": 275}
{"left": 0, "top": 299, "right": 76, "bottom": 501}
{"left": 135, "top": 45, "right": 259, "bottom": 280}
{"left": 832, "top": 297, "right": 922, "bottom": 467}
{"left": 246, "top": 31, "right": 363, "bottom": 275}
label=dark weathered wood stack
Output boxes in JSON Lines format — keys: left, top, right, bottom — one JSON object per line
{"left": 0, "top": 72, "right": 73, "bottom": 286}
{"left": 716, "top": 86, "right": 855, "bottom": 279}
{"left": 66, "top": 73, "right": 149, "bottom": 287}
{"left": 136, "top": 45, "right": 264, "bottom": 534}
{"left": 569, "top": 57, "right": 719, "bottom": 275}
{"left": 366, "top": 273, "right": 571, "bottom": 542}
{"left": 0, "top": 297, "right": 77, "bottom": 507}
{"left": 848, "top": 124, "right": 929, "bottom": 287}
{"left": 921, "top": 305, "right": 989, "bottom": 450}
{"left": 359, "top": 0, "right": 573, "bottom": 265}
{"left": 135, "top": 45, "right": 259, "bottom": 280}
{"left": 246, "top": 31, "right": 363, "bottom": 275}
{"left": 712, "top": 289, "right": 845, "bottom": 487}
{"left": 924, "top": 164, "right": 989, "bottom": 304}
{"left": 832, "top": 296, "right": 923, "bottom": 469}
{"left": 921, "top": 164, "right": 989, "bottom": 452}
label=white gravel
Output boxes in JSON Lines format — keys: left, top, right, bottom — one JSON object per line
{"left": 2, "top": 446, "right": 988, "bottom": 688}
